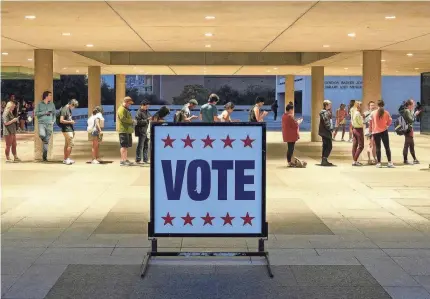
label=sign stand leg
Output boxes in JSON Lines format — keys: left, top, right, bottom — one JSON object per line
{"left": 259, "top": 238, "right": 273, "bottom": 278}
{"left": 140, "top": 238, "right": 157, "bottom": 278}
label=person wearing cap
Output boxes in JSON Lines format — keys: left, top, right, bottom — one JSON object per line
{"left": 174, "top": 99, "right": 199, "bottom": 123}
{"left": 135, "top": 100, "right": 151, "bottom": 164}
{"left": 59, "top": 99, "right": 79, "bottom": 165}
{"left": 117, "top": 96, "right": 135, "bottom": 166}
{"left": 200, "top": 94, "right": 220, "bottom": 123}
{"left": 87, "top": 106, "right": 104, "bottom": 164}
{"left": 249, "top": 96, "right": 268, "bottom": 122}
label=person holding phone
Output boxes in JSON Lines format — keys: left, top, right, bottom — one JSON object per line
{"left": 2, "top": 101, "right": 20, "bottom": 162}
{"left": 282, "top": 102, "right": 303, "bottom": 167}
{"left": 35, "top": 91, "right": 56, "bottom": 162}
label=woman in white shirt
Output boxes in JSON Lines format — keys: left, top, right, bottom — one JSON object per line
{"left": 218, "top": 102, "right": 239, "bottom": 122}
{"left": 87, "top": 106, "right": 104, "bottom": 164}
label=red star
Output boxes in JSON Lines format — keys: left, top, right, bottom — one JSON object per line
{"left": 162, "top": 212, "right": 175, "bottom": 226}
{"left": 181, "top": 212, "right": 195, "bottom": 226}
{"left": 181, "top": 134, "right": 196, "bottom": 148}
{"left": 201, "top": 135, "right": 216, "bottom": 148}
{"left": 221, "top": 212, "right": 235, "bottom": 226}
{"left": 221, "top": 135, "right": 235, "bottom": 148}
{"left": 162, "top": 134, "right": 175, "bottom": 148}
{"left": 241, "top": 135, "right": 255, "bottom": 148}
{"left": 201, "top": 212, "right": 215, "bottom": 226}
{"left": 241, "top": 212, "right": 255, "bottom": 226}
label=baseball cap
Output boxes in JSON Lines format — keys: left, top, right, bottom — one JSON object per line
{"left": 123, "top": 96, "right": 134, "bottom": 104}
{"left": 140, "top": 100, "right": 150, "bottom": 106}
{"left": 188, "top": 99, "right": 198, "bottom": 106}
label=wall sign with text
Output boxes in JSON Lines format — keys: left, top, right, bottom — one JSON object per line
{"left": 149, "top": 123, "right": 267, "bottom": 237}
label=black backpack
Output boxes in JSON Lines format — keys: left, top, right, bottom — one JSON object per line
{"left": 394, "top": 115, "right": 409, "bottom": 136}
{"left": 55, "top": 108, "right": 63, "bottom": 127}
{"left": 173, "top": 110, "right": 185, "bottom": 123}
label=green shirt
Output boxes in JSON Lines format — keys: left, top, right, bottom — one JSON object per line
{"left": 117, "top": 105, "right": 134, "bottom": 133}
{"left": 200, "top": 103, "right": 218, "bottom": 123}
{"left": 35, "top": 101, "right": 56, "bottom": 125}
{"left": 60, "top": 105, "right": 74, "bottom": 132}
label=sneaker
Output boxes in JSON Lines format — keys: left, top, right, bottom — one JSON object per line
{"left": 321, "top": 160, "right": 333, "bottom": 167}
{"left": 125, "top": 160, "right": 134, "bottom": 165}
{"left": 13, "top": 157, "right": 21, "bottom": 162}
{"left": 413, "top": 160, "right": 420, "bottom": 164}
{"left": 91, "top": 159, "right": 100, "bottom": 164}
{"left": 6, "top": 158, "right": 13, "bottom": 163}
{"left": 376, "top": 163, "right": 382, "bottom": 168}
{"left": 144, "top": 160, "right": 150, "bottom": 164}
{"left": 341, "top": 138, "right": 345, "bottom": 142}
{"left": 352, "top": 161, "right": 363, "bottom": 166}
{"left": 63, "top": 160, "right": 67, "bottom": 164}
{"left": 404, "top": 161, "right": 414, "bottom": 165}
{"left": 68, "top": 159, "right": 75, "bottom": 164}
{"left": 387, "top": 162, "right": 395, "bottom": 168}
{"left": 64, "top": 159, "right": 73, "bottom": 165}
{"left": 120, "top": 161, "right": 127, "bottom": 166}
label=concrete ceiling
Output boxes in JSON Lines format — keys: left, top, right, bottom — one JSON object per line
{"left": 1, "top": 1, "right": 430, "bottom": 75}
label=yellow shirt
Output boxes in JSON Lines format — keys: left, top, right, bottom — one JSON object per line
{"left": 351, "top": 108, "right": 363, "bottom": 128}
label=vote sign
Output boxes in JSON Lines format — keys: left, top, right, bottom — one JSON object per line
{"left": 149, "top": 123, "right": 267, "bottom": 237}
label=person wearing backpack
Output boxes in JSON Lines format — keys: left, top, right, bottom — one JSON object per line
{"left": 363, "top": 101, "right": 377, "bottom": 165}
{"left": 135, "top": 100, "right": 151, "bottom": 164}
{"left": 369, "top": 100, "right": 393, "bottom": 168}
{"left": 59, "top": 99, "right": 79, "bottom": 165}
{"left": 35, "top": 91, "right": 56, "bottom": 162}
{"left": 87, "top": 106, "right": 104, "bottom": 164}
{"left": 174, "top": 99, "right": 199, "bottom": 123}
{"left": 399, "top": 99, "right": 421, "bottom": 165}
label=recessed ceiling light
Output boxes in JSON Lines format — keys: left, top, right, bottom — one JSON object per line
{"left": 344, "top": 67, "right": 349, "bottom": 70}
{"left": 323, "top": 45, "right": 330, "bottom": 48}
{"left": 396, "top": 70, "right": 399, "bottom": 73}
{"left": 360, "top": 64, "right": 363, "bottom": 66}
{"left": 204, "top": 33, "right": 214, "bottom": 37}
{"left": 205, "top": 44, "right": 211, "bottom": 48}
{"left": 27, "top": 58, "right": 33, "bottom": 61}
{"left": 347, "top": 33, "right": 356, "bottom": 37}
{"left": 76, "top": 70, "right": 79, "bottom": 73}
{"left": 406, "top": 53, "right": 413, "bottom": 57}
{"left": 205, "top": 16, "right": 215, "bottom": 20}
{"left": 381, "top": 59, "right": 386, "bottom": 62}
{"left": 62, "top": 32, "right": 71, "bottom": 36}
{"left": 273, "top": 67, "right": 278, "bottom": 70}
{"left": 62, "top": 67, "right": 67, "bottom": 70}
{"left": 86, "top": 44, "right": 94, "bottom": 48}
{"left": 415, "top": 68, "right": 420, "bottom": 70}
{"left": 266, "top": 70, "right": 271, "bottom": 73}
{"left": 385, "top": 16, "right": 396, "bottom": 19}
{"left": 1, "top": 52, "right": 8, "bottom": 55}
{"left": 24, "top": 15, "right": 36, "bottom": 20}
{"left": 139, "top": 70, "right": 144, "bottom": 73}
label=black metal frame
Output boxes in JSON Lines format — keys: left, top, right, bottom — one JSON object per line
{"left": 148, "top": 122, "right": 267, "bottom": 238}
{"left": 140, "top": 238, "right": 273, "bottom": 278}
{"left": 141, "top": 122, "right": 272, "bottom": 278}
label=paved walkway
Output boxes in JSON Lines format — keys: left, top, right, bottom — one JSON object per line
{"left": 1, "top": 131, "right": 430, "bottom": 299}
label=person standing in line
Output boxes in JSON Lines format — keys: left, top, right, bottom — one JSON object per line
{"left": 347, "top": 99, "right": 356, "bottom": 142}
{"left": 117, "top": 96, "right": 135, "bottom": 166}
{"left": 351, "top": 101, "right": 364, "bottom": 166}
{"left": 135, "top": 100, "right": 151, "bottom": 164}
{"left": 332, "top": 103, "right": 347, "bottom": 141}
{"left": 151, "top": 106, "right": 170, "bottom": 123}
{"left": 200, "top": 94, "right": 220, "bottom": 123}
{"left": 35, "top": 91, "right": 56, "bottom": 162}
{"left": 59, "top": 99, "right": 78, "bottom": 165}
{"left": 87, "top": 106, "right": 104, "bottom": 164}
{"left": 271, "top": 100, "right": 279, "bottom": 121}
{"left": 174, "top": 99, "right": 199, "bottom": 123}
{"left": 369, "top": 100, "right": 394, "bottom": 168}
{"left": 363, "top": 101, "right": 377, "bottom": 165}
{"left": 249, "top": 96, "right": 268, "bottom": 122}
{"left": 218, "top": 102, "right": 240, "bottom": 122}
{"left": 2, "top": 101, "right": 20, "bottom": 162}
{"left": 1, "top": 101, "right": 6, "bottom": 138}
{"left": 282, "top": 102, "right": 303, "bottom": 167}
{"left": 319, "top": 100, "right": 334, "bottom": 166}
{"left": 399, "top": 99, "right": 421, "bottom": 165}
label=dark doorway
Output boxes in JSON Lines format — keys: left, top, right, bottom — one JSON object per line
{"left": 294, "top": 90, "right": 303, "bottom": 114}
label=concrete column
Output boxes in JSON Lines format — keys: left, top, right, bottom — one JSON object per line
{"left": 115, "top": 74, "right": 126, "bottom": 131}
{"left": 362, "top": 50, "right": 381, "bottom": 109}
{"left": 311, "top": 66, "right": 324, "bottom": 142}
{"left": 88, "top": 66, "right": 101, "bottom": 117}
{"left": 34, "top": 49, "right": 53, "bottom": 160}
{"left": 285, "top": 75, "right": 295, "bottom": 111}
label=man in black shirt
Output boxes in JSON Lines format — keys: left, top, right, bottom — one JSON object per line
{"left": 60, "top": 99, "right": 79, "bottom": 165}
{"left": 135, "top": 100, "right": 151, "bottom": 164}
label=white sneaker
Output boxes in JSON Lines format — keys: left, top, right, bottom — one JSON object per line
{"left": 63, "top": 160, "right": 67, "bottom": 164}
{"left": 387, "top": 162, "right": 395, "bottom": 168}
{"left": 376, "top": 163, "right": 382, "bottom": 168}
{"left": 91, "top": 159, "right": 100, "bottom": 164}
{"left": 68, "top": 159, "right": 75, "bottom": 164}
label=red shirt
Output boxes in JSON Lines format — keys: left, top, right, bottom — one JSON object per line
{"left": 282, "top": 113, "right": 299, "bottom": 142}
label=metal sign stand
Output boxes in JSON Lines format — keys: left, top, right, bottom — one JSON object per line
{"left": 140, "top": 237, "right": 273, "bottom": 279}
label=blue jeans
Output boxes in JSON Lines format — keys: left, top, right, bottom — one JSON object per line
{"left": 38, "top": 123, "right": 53, "bottom": 159}
{"left": 136, "top": 135, "right": 149, "bottom": 162}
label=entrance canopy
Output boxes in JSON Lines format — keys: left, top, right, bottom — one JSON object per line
{"left": 1, "top": 1, "right": 430, "bottom": 76}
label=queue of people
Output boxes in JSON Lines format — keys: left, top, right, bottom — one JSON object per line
{"left": 2, "top": 91, "right": 425, "bottom": 169}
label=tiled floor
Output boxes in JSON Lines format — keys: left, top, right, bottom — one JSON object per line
{"left": 1, "top": 131, "right": 430, "bottom": 299}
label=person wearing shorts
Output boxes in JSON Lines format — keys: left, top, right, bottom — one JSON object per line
{"left": 60, "top": 99, "right": 79, "bottom": 165}
{"left": 332, "top": 103, "right": 347, "bottom": 141}
{"left": 117, "top": 96, "right": 135, "bottom": 166}
{"left": 87, "top": 106, "right": 104, "bottom": 164}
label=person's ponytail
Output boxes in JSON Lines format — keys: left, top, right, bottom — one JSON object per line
{"left": 377, "top": 100, "right": 385, "bottom": 119}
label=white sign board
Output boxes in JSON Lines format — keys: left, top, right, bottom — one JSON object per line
{"left": 149, "top": 123, "right": 266, "bottom": 237}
